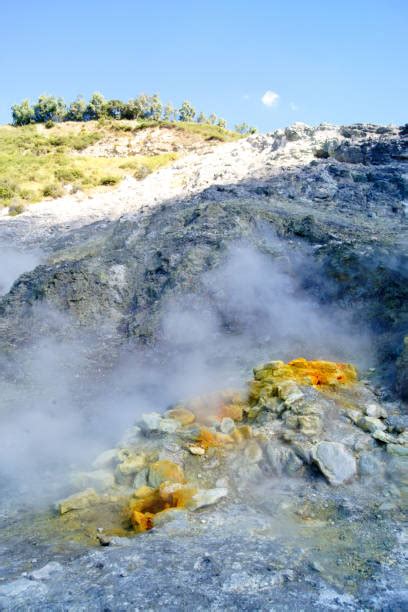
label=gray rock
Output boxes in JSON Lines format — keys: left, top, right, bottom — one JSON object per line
{"left": 140, "top": 412, "right": 162, "bottom": 433}
{"left": 191, "top": 487, "right": 228, "bottom": 510}
{"left": 312, "top": 442, "right": 357, "bottom": 486}
{"left": 359, "top": 452, "right": 383, "bottom": 477}
{"left": 357, "top": 416, "right": 386, "bottom": 433}
{"left": 265, "top": 444, "right": 303, "bottom": 475}
{"left": 364, "top": 403, "right": 387, "bottom": 418}
{"left": 386, "top": 415, "right": 408, "bottom": 433}
{"left": 159, "top": 418, "right": 179, "bottom": 434}
{"left": 132, "top": 467, "right": 148, "bottom": 489}
{"left": 220, "top": 417, "right": 235, "bottom": 434}
{"left": 387, "top": 444, "right": 408, "bottom": 456}
{"left": 372, "top": 430, "right": 399, "bottom": 444}
{"left": 387, "top": 456, "right": 408, "bottom": 486}
{"left": 28, "top": 562, "right": 63, "bottom": 580}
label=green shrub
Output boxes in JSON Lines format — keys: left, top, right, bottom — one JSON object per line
{"left": 99, "top": 175, "right": 120, "bottom": 186}
{"left": 54, "top": 167, "right": 84, "bottom": 182}
{"left": 112, "top": 123, "right": 133, "bottom": 132}
{"left": 42, "top": 183, "right": 64, "bottom": 198}
{"left": 45, "top": 120, "right": 55, "bottom": 129}
{"left": 133, "top": 165, "right": 151, "bottom": 180}
{"left": 49, "top": 135, "right": 65, "bottom": 146}
{"left": 8, "top": 201, "right": 25, "bottom": 216}
{"left": 0, "top": 180, "right": 18, "bottom": 201}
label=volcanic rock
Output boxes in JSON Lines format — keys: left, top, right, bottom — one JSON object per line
{"left": 312, "top": 441, "right": 357, "bottom": 486}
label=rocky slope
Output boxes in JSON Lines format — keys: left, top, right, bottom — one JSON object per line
{"left": 0, "top": 122, "right": 407, "bottom": 610}
{"left": 1, "top": 122, "right": 407, "bottom": 393}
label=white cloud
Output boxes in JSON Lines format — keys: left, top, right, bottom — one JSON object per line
{"left": 261, "top": 90, "right": 279, "bottom": 107}
{"left": 290, "top": 102, "right": 299, "bottom": 111}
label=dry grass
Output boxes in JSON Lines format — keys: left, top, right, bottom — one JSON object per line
{"left": 0, "top": 120, "right": 226, "bottom": 211}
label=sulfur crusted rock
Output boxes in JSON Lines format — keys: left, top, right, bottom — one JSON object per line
{"left": 253, "top": 358, "right": 357, "bottom": 391}
{"left": 165, "top": 407, "right": 196, "bottom": 426}
{"left": 57, "top": 488, "right": 100, "bottom": 515}
{"left": 147, "top": 460, "right": 186, "bottom": 488}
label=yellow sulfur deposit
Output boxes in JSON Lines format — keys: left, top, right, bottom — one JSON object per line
{"left": 147, "top": 460, "right": 186, "bottom": 487}
{"left": 252, "top": 358, "right": 357, "bottom": 391}
{"left": 196, "top": 427, "right": 234, "bottom": 449}
{"left": 128, "top": 482, "right": 197, "bottom": 531}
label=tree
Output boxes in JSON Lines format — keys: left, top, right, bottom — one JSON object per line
{"left": 11, "top": 99, "right": 35, "bottom": 125}
{"left": 162, "top": 102, "right": 175, "bottom": 121}
{"left": 208, "top": 113, "right": 217, "bottom": 125}
{"left": 85, "top": 92, "right": 106, "bottom": 120}
{"left": 66, "top": 96, "right": 87, "bottom": 121}
{"left": 196, "top": 112, "right": 206, "bottom": 124}
{"left": 178, "top": 100, "right": 195, "bottom": 122}
{"left": 217, "top": 118, "right": 227, "bottom": 129}
{"left": 149, "top": 94, "right": 162, "bottom": 120}
{"left": 137, "top": 94, "right": 151, "bottom": 119}
{"left": 235, "top": 122, "right": 257, "bottom": 135}
{"left": 122, "top": 98, "right": 140, "bottom": 119}
{"left": 105, "top": 99, "right": 125, "bottom": 119}
{"left": 33, "top": 94, "right": 66, "bottom": 122}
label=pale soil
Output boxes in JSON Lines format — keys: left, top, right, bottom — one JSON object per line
{"left": 0, "top": 123, "right": 350, "bottom": 247}
{"left": 0, "top": 122, "right": 399, "bottom": 248}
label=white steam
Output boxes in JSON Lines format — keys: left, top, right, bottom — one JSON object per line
{"left": 0, "top": 245, "right": 43, "bottom": 295}
{"left": 0, "top": 241, "right": 372, "bottom": 501}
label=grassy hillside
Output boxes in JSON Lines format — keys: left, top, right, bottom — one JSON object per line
{"left": 0, "top": 120, "right": 241, "bottom": 213}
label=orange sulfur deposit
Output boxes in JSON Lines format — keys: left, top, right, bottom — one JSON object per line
{"left": 128, "top": 469, "right": 197, "bottom": 532}
{"left": 252, "top": 358, "right": 357, "bottom": 389}
{"left": 124, "top": 358, "right": 359, "bottom": 534}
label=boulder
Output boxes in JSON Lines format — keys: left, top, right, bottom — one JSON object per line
{"left": 191, "top": 487, "right": 228, "bottom": 510}
{"left": 364, "top": 403, "right": 387, "bottom": 419}
{"left": 220, "top": 417, "right": 235, "bottom": 434}
{"left": 57, "top": 488, "right": 99, "bottom": 514}
{"left": 148, "top": 460, "right": 185, "bottom": 488}
{"left": 357, "top": 416, "right": 386, "bottom": 433}
{"left": 140, "top": 412, "right": 162, "bottom": 433}
{"left": 165, "top": 408, "right": 196, "bottom": 426}
{"left": 312, "top": 442, "right": 357, "bottom": 486}
{"left": 28, "top": 562, "right": 63, "bottom": 581}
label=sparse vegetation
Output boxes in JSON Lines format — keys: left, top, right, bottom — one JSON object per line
{"left": 0, "top": 124, "right": 183, "bottom": 209}
{"left": 10, "top": 92, "right": 253, "bottom": 134}
{"left": 0, "top": 101, "right": 244, "bottom": 212}
{"left": 235, "top": 122, "right": 257, "bottom": 135}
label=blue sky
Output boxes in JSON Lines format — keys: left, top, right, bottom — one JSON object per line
{"left": 1, "top": 0, "right": 407, "bottom": 131}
